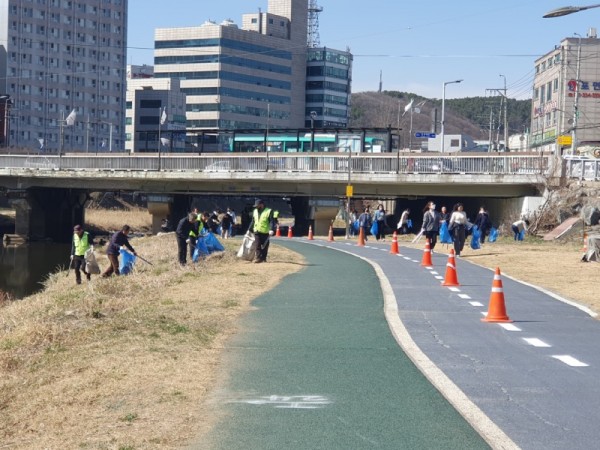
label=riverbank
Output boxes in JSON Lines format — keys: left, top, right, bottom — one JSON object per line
{"left": 1, "top": 223, "right": 598, "bottom": 448}
{"left": 0, "top": 235, "right": 304, "bottom": 449}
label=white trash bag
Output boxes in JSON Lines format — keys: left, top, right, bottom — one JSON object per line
{"left": 237, "top": 232, "right": 258, "bottom": 261}
{"left": 84, "top": 246, "right": 101, "bottom": 275}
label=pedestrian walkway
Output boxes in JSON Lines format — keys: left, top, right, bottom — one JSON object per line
{"left": 193, "top": 241, "right": 490, "bottom": 450}
{"left": 192, "top": 237, "right": 600, "bottom": 450}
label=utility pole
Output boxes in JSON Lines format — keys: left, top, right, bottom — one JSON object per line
{"left": 572, "top": 34, "right": 582, "bottom": 156}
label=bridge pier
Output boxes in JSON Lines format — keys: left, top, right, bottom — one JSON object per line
{"left": 147, "top": 194, "right": 173, "bottom": 234}
{"left": 7, "top": 188, "right": 87, "bottom": 242}
{"left": 290, "top": 197, "right": 341, "bottom": 236}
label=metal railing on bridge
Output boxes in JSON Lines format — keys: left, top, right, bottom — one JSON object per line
{"left": 0, "top": 152, "right": 572, "bottom": 177}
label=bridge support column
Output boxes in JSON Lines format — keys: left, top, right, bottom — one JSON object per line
{"left": 290, "top": 197, "right": 341, "bottom": 236}
{"left": 147, "top": 194, "right": 173, "bottom": 234}
{"left": 7, "top": 188, "right": 87, "bottom": 242}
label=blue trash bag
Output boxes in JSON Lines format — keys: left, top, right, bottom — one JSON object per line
{"left": 518, "top": 229, "right": 525, "bottom": 241}
{"left": 470, "top": 225, "right": 481, "bottom": 250}
{"left": 488, "top": 227, "right": 498, "bottom": 243}
{"left": 407, "top": 219, "right": 413, "bottom": 229}
{"left": 370, "top": 220, "right": 378, "bottom": 237}
{"left": 439, "top": 221, "right": 453, "bottom": 244}
{"left": 204, "top": 232, "right": 225, "bottom": 253}
{"left": 119, "top": 248, "right": 136, "bottom": 275}
{"left": 352, "top": 220, "right": 359, "bottom": 233}
{"left": 192, "top": 236, "right": 210, "bottom": 262}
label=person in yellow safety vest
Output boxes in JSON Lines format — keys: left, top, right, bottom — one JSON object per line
{"left": 273, "top": 210, "right": 280, "bottom": 227}
{"left": 248, "top": 198, "right": 275, "bottom": 263}
{"left": 71, "top": 224, "right": 92, "bottom": 284}
{"left": 188, "top": 208, "right": 203, "bottom": 258}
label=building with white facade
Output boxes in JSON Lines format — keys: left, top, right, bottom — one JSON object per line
{"left": 531, "top": 30, "right": 600, "bottom": 154}
{"left": 305, "top": 47, "right": 352, "bottom": 128}
{"left": 126, "top": 77, "right": 186, "bottom": 153}
{"left": 153, "top": 0, "right": 308, "bottom": 146}
{"left": 0, "top": 0, "right": 127, "bottom": 152}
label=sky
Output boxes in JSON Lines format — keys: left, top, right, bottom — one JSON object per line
{"left": 127, "top": 1, "right": 600, "bottom": 100}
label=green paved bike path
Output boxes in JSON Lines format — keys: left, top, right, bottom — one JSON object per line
{"left": 196, "top": 241, "right": 489, "bottom": 450}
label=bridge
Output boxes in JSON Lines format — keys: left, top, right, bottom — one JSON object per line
{"left": 0, "top": 152, "right": 577, "bottom": 241}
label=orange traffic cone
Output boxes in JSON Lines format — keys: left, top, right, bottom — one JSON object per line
{"left": 442, "top": 249, "right": 460, "bottom": 286}
{"left": 357, "top": 227, "right": 365, "bottom": 247}
{"left": 482, "top": 268, "right": 512, "bottom": 323}
{"left": 420, "top": 239, "right": 433, "bottom": 266}
{"left": 275, "top": 224, "right": 281, "bottom": 237}
{"left": 328, "top": 225, "right": 334, "bottom": 242}
{"left": 390, "top": 231, "right": 399, "bottom": 254}
{"left": 287, "top": 226, "right": 293, "bottom": 238}
{"left": 308, "top": 225, "right": 314, "bottom": 240}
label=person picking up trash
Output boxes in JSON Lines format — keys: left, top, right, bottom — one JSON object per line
{"left": 102, "top": 225, "right": 137, "bottom": 277}
{"left": 71, "top": 224, "right": 93, "bottom": 285}
{"left": 247, "top": 198, "right": 275, "bottom": 263}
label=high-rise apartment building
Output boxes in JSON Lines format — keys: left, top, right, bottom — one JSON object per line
{"left": 532, "top": 30, "right": 600, "bottom": 153}
{"left": 0, "top": 0, "right": 127, "bottom": 152}
{"left": 153, "top": 0, "right": 308, "bottom": 141}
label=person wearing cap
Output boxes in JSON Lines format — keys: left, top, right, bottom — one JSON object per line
{"left": 247, "top": 198, "right": 275, "bottom": 263}
{"left": 71, "top": 224, "right": 93, "bottom": 284}
{"left": 102, "top": 225, "right": 136, "bottom": 277}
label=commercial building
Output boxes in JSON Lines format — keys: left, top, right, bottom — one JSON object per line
{"left": 125, "top": 76, "right": 187, "bottom": 153}
{"left": 305, "top": 47, "right": 352, "bottom": 128}
{"left": 531, "top": 30, "right": 600, "bottom": 154}
{"left": 153, "top": 0, "right": 308, "bottom": 146}
{"left": 0, "top": 0, "right": 128, "bottom": 152}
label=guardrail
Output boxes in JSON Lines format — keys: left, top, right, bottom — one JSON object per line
{"left": 0, "top": 153, "right": 558, "bottom": 176}
{"left": 564, "top": 158, "right": 600, "bottom": 181}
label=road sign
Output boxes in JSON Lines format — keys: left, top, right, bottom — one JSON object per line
{"left": 346, "top": 185, "right": 354, "bottom": 197}
{"left": 557, "top": 135, "right": 572, "bottom": 146}
{"left": 415, "top": 132, "right": 436, "bottom": 138}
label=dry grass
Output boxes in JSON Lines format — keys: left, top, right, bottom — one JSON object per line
{"left": 86, "top": 207, "right": 152, "bottom": 233}
{"left": 0, "top": 234, "right": 303, "bottom": 449}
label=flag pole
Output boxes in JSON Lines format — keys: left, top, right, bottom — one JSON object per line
{"left": 158, "top": 107, "right": 162, "bottom": 171}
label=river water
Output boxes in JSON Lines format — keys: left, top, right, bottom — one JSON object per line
{"left": 0, "top": 242, "right": 71, "bottom": 299}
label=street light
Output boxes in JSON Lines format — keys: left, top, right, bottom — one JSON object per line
{"left": 571, "top": 33, "right": 582, "bottom": 156}
{"left": 441, "top": 79, "right": 463, "bottom": 153}
{"left": 543, "top": 3, "right": 600, "bottom": 18}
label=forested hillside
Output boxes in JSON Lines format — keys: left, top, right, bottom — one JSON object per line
{"left": 349, "top": 91, "right": 531, "bottom": 147}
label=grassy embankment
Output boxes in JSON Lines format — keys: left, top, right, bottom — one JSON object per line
{"left": 0, "top": 208, "right": 304, "bottom": 449}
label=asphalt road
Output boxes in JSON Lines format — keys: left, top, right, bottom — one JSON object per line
{"left": 191, "top": 237, "right": 600, "bottom": 450}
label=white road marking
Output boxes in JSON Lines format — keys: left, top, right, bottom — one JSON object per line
{"left": 403, "top": 256, "right": 411, "bottom": 260}
{"left": 499, "top": 323, "right": 521, "bottom": 332}
{"left": 469, "top": 301, "right": 484, "bottom": 307}
{"left": 430, "top": 271, "right": 439, "bottom": 275}
{"left": 552, "top": 355, "right": 589, "bottom": 367}
{"left": 523, "top": 338, "right": 551, "bottom": 348}
{"left": 447, "top": 287, "right": 461, "bottom": 292}
{"left": 458, "top": 294, "right": 471, "bottom": 299}
{"left": 434, "top": 276, "right": 444, "bottom": 280}
{"left": 234, "top": 395, "right": 332, "bottom": 409}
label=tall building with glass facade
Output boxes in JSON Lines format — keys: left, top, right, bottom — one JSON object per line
{"left": 153, "top": 0, "right": 308, "bottom": 138}
{"left": 0, "top": 0, "right": 127, "bottom": 152}
{"left": 531, "top": 32, "right": 600, "bottom": 153}
{"left": 305, "top": 47, "right": 352, "bottom": 128}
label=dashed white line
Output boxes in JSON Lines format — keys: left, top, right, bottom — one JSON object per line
{"left": 447, "top": 287, "right": 461, "bottom": 292}
{"left": 434, "top": 276, "right": 444, "bottom": 280}
{"left": 458, "top": 294, "right": 471, "bottom": 299}
{"left": 523, "top": 338, "right": 551, "bottom": 348}
{"left": 498, "top": 323, "right": 521, "bottom": 332}
{"left": 469, "top": 301, "right": 484, "bottom": 307}
{"left": 552, "top": 355, "right": 589, "bottom": 367}
{"left": 430, "top": 271, "right": 439, "bottom": 275}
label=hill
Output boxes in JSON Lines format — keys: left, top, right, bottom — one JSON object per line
{"left": 349, "top": 91, "right": 531, "bottom": 148}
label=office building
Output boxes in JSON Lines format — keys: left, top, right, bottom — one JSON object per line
{"left": 153, "top": 0, "right": 308, "bottom": 143}
{"left": 531, "top": 30, "right": 600, "bottom": 153}
{"left": 0, "top": 0, "right": 127, "bottom": 152}
{"left": 126, "top": 77, "right": 187, "bottom": 153}
{"left": 305, "top": 46, "right": 352, "bottom": 128}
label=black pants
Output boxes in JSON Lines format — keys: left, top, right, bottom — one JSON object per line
{"left": 254, "top": 232, "right": 270, "bottom": 262}
{"left": 424, "top": 230, "right": 438, "bottom": 250}
{"left": 189, "top": 237, "right": 197, "bottom": 259}
{"left": 376, "top": 220, "right": 385, "bottom": 240}
{"left": 72, "top": 255, "right": 89, "bottom": 284}
{"left": 176, "top": 236, "right": 188, "bottom": 265}
{"left": 453, "top": 226, "right": 466, "bottom": 255}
